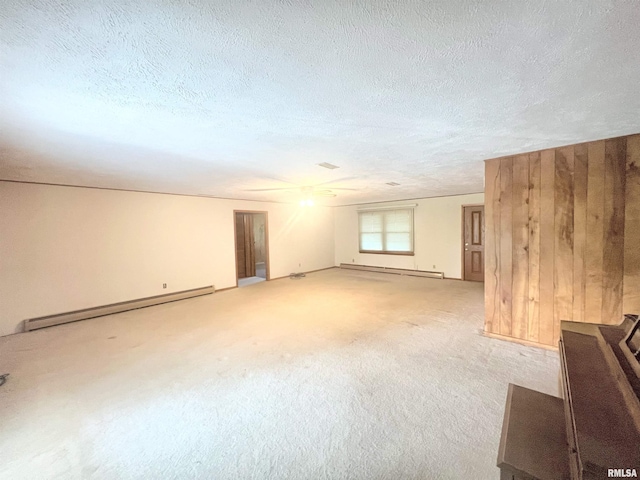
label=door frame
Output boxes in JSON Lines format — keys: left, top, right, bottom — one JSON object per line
{"left": 461, "top": 204, "right": 485, "bottom": 281}
{"left": 233, "top": 210, "right": 271, "bottom": 287}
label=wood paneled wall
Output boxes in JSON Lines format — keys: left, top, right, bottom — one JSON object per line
{"left": 625, "top": 135, "right": 640, "bottom": 315}
{"left": 484, "top": 133, "right": 640, "bottom": 347}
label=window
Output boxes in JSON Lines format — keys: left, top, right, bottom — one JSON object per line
{"left": 358, "top": 208, "right": 414, "bottom": 255}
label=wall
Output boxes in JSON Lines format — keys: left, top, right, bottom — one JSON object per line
{"left": 624, "top": 139, "right": 640, "bottom": 315}
{"left": 0, "top": 182, "right": 334, "bottom": 336}
{"left": 334, "top": 193, "right": 484, "bottom": 279}
{"left": 484, "top": 133, "right": 640, "bottom": 347}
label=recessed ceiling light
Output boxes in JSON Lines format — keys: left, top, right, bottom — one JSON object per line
{"left": 317, "top": 162, "right": 339, "bottom": 169}
{"left": 386, "top": 182, "right": 401, "bottom": 186}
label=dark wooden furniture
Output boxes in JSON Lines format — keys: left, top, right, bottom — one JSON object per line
{"left": 497, "top": 384, "right": 570, "bottom": 479}
{"left": 498, "top": 315, "right": 640, "bottom": 479}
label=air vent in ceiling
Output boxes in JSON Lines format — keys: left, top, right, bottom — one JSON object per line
{"left": 317, "top": 162, "right": 339, "bottom": 169}
{"left": 386, "top": 182, "right": 401, "bottom": 186}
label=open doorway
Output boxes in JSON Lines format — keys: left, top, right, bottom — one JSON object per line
{"left": 234, "top": 211, "right": 270, "bottom": 287}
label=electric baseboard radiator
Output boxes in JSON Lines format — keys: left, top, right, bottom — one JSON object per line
{"left": 340, "top": 263, "right": 445, "bottom": 279}
{"left": 24, "top": 285, "right": 215, "bottom": 332}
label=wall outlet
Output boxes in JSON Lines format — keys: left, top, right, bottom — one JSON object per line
{"left": 163, "top": 283, "right": 167, "bottom": 289}
{"left": 433, "top": 265, "right": 436, "bottom": 269}
{"left": 299, "top": 263, "right": 301, "bottom": 267}
{"left": 352, "top": 259, "right": 355, "bottom": 263}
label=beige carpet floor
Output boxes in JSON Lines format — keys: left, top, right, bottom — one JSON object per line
{"left": 0, "top": 268, "right": 559, "bottom": 479}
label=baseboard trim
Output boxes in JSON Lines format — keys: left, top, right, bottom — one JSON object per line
{"left": 482, "top": 331, "right": 558, "bottom": 351}
{"left": 24, "top": 286, "right": 215, "bottom": 332}
{"left": 339, "top": 263, "right": 444, "bottom": 279}
{"left": 215, "top": 286, "right": 238, "bottom": 292}
{"left": 270, "top": 266, "right": 337, "bottom": 281}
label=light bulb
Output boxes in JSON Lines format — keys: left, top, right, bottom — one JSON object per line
{"left": 307, "top": 199, "right": 314, "bottom": 206}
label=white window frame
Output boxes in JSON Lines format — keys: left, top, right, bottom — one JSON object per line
{"left": 358, "top": 208, "right": 415, "bottom": 255}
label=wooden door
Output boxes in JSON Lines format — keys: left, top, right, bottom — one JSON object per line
{"left": 464, "top": 205, "right": 485, "bottom": 282}
{"left": 235, "top": 213, "right": 256, "bottom": 279}
{"left": 244, "top": 214, "right": 256, "bottom": 277}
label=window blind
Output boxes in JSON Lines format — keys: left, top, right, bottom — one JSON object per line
{"left": 358, "top": 208, "right": 414, "bottom": 254}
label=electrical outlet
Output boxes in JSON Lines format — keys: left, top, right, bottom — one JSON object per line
{"left": 163, "top": 283, "right": 167, "bottom": 289}
{"left": 432, "top": 265, "right": 436, "bottom": 269}
{"left": 352, "top": 258, "right": 355, "bottom": 263}
{"left": 299, "top": 263, "right": 301, "bottom": 267}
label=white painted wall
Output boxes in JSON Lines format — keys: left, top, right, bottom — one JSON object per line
{"left": 334, "top": 193, "right": 485, "bottom": 279}
{"left": 0, "top": 182, "right": 482, "bottom": 337}
{"left": 0, "top": 182, "right": 334, "bottom": 336}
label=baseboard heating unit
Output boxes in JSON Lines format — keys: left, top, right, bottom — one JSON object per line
{"left": 339, "top": 263, "right": 444, "bottom": 279}
{"left": 24, "top": 285, "right": 215, "bottom": 332}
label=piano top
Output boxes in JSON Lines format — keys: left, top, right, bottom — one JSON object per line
{"left": 560, "top": 319, "right": 640, "bottom": 476}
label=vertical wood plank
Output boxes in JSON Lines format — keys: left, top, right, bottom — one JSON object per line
{"left": 527, "top": 152, "right": 541, "bottom": 343}
{"left": 245, "top": 214, "right": 256, "bottom": 277}
{"left": 553, "top": 147, "right": 574, "bottom": 345}
{"left": 539, "top": 150, "right": 556, "bottom": 346}
{"left": 235, "top": 213, "right": 246, "bottom": 279}
{"left": 511, "top": 154, "right": 530, "bottom": 340}
{"left": 585, "top": 141, "right": 605, "bottom": 323}
{"left": 484, "top": 160, "right": 502, "bottom": 334}
{"left": 500, "top": 157, "right": 513, "bottom": 337}
{"left": 572, "top": 143, "right": 588, "bottom": 322}
{"left": 602, "top": 137, "right": 627, "bottom": 324}
{"left": 624, "top": 134, "right": 640, "bottom": 315}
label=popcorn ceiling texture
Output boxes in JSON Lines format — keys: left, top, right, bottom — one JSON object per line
{"left": 1, "top": 0, "right": 639, "bottom": 205}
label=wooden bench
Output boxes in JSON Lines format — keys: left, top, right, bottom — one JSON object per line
{"left": 497, "top": 384, "right": 570, "bottom": 480}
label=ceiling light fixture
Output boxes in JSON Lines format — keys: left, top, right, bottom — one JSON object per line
{"left": 317, "top": 162, "right": 339, "bottom": 169}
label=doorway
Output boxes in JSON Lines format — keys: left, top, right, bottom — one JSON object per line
{"left": 234, "top": 211, "right": 270, "bottom": 287}
{"left": 462, "top": 205, "right": 485, "bottom": 282}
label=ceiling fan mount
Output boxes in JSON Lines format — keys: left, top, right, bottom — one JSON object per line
{"left": 246, "top": 178, "right": 357, "bottom": 199}
{"left": 300, "top": 186, "right": 336, "bottom": 197}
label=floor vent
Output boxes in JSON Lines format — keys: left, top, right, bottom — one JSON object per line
{"left": 340, "top": 263, "right": 444, "bottom": 279}
{"left": 24, "top": 286, "right": 215, "bottom": 332}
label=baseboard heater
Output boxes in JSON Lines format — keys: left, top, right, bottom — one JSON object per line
{"left": 23, "top": 285, "right": 215, "bottom": 332}
{"left": 340, "top": 263, "right": 444, "bottom": 279}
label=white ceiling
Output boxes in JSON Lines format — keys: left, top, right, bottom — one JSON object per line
{"left": 1, "top": 0, "right": 639, "bottom": 206}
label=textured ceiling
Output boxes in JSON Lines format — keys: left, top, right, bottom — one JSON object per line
{"left": 1, "top": 0, "right": 640, "bottom": 205}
